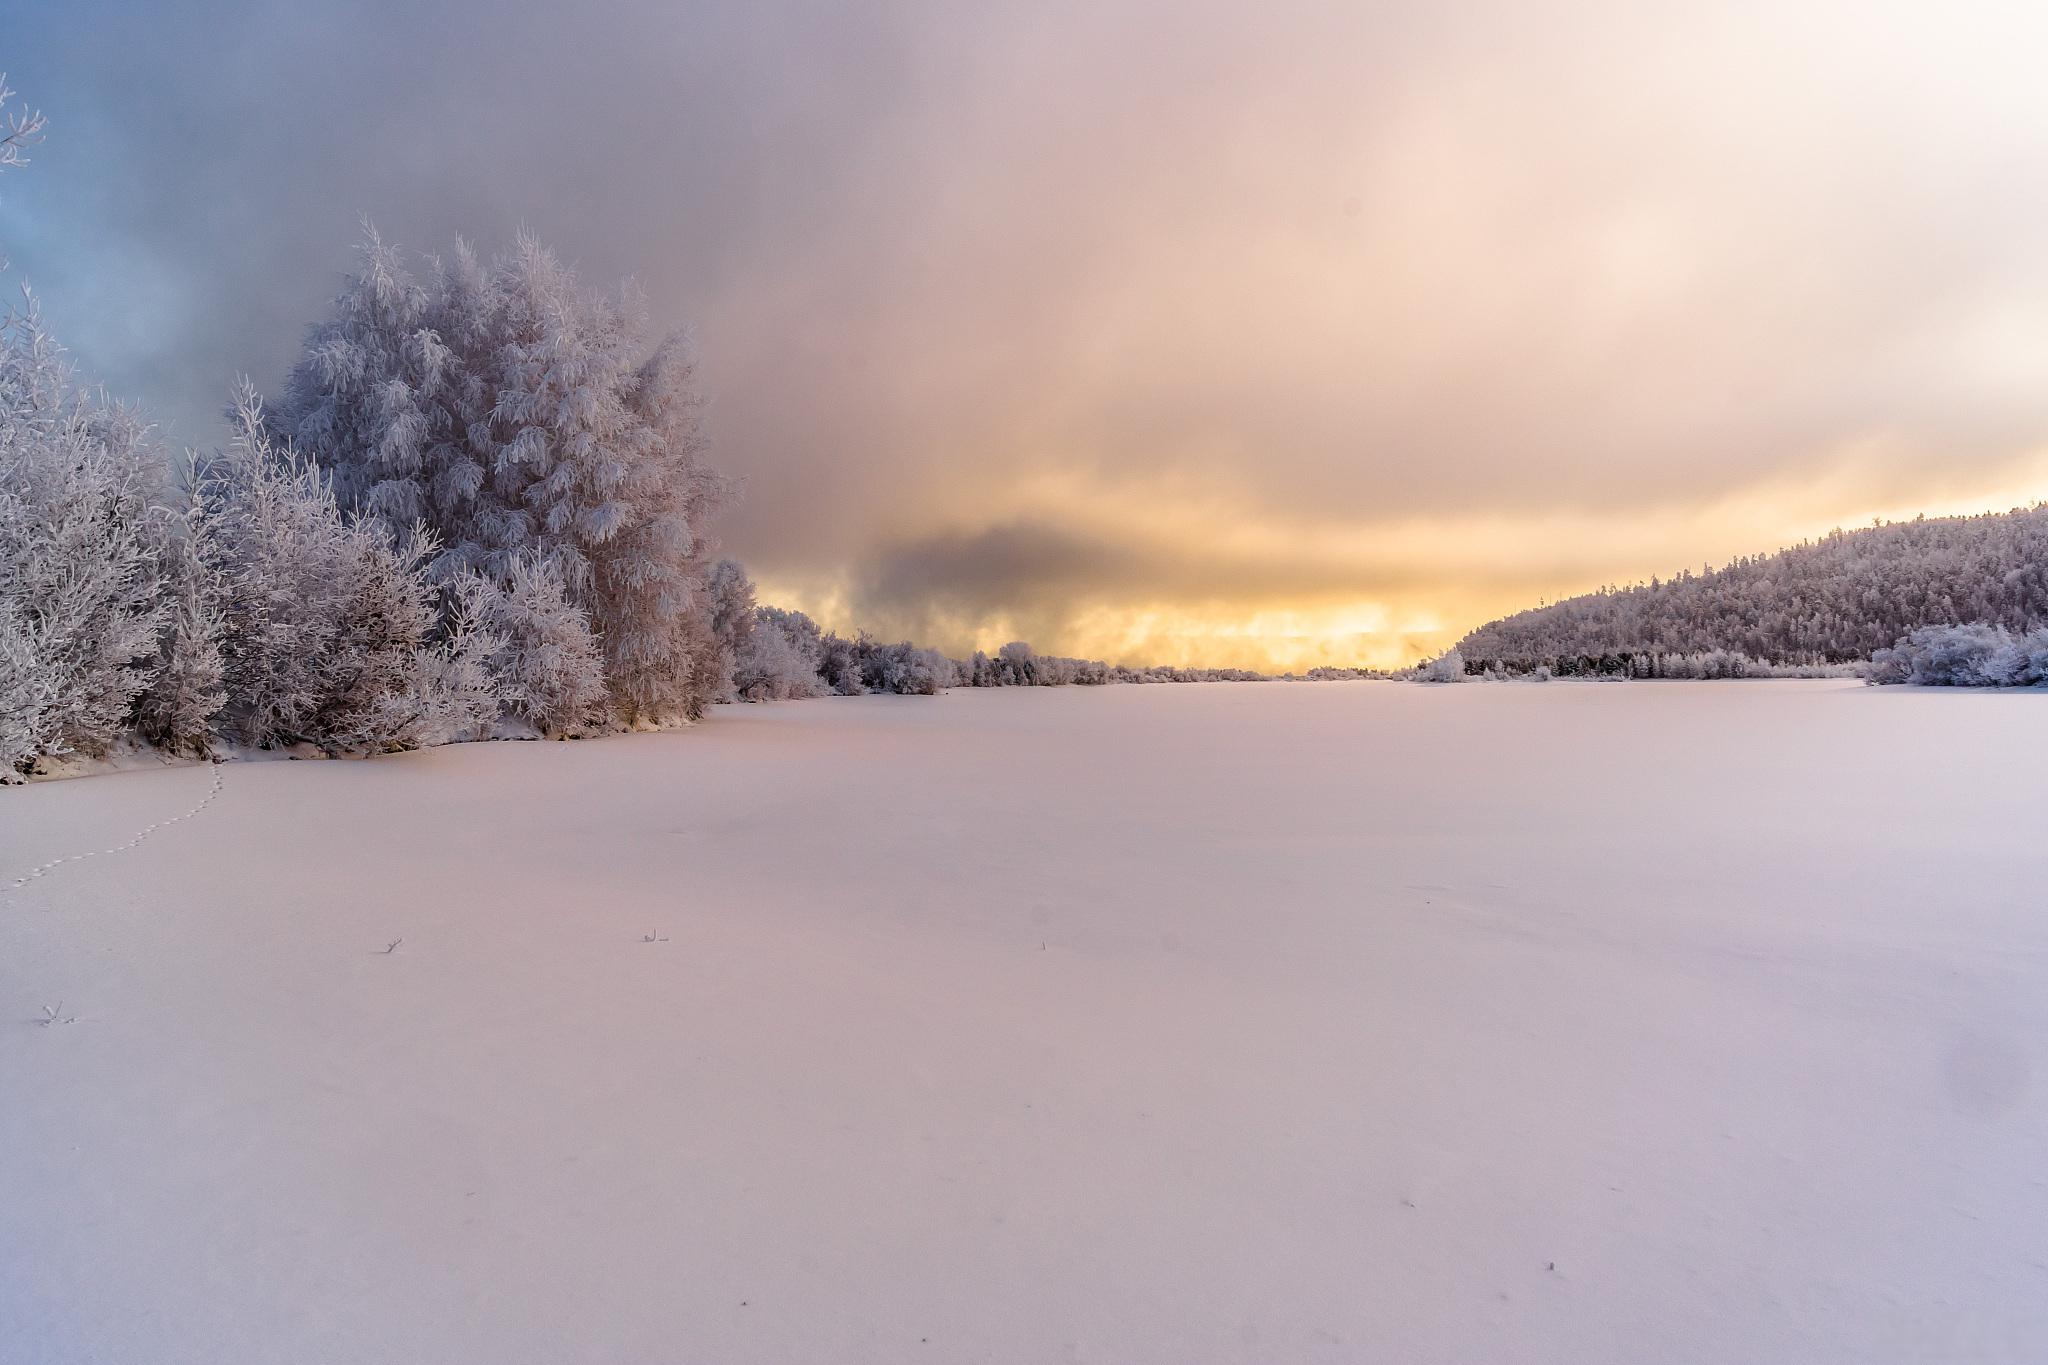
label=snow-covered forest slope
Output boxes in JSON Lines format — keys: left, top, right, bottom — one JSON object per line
{"left": 5, "top": 682, "right": 2044, "bottom": 1365}
{"left": 1458, "top": 504, "right": 2048, "bottom": 670}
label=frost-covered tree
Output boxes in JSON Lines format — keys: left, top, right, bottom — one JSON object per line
{"left": 0, "top": 298, "right": 166, "bottom": 772}
{"left": 995, "top": 641, "right": 1036, "bottom": 686}
{"left": 273, "top": 228, "right": 727, "bottom": 726}
{"left": 136, "top": 467, "right": 228, "bottom": 756}
{"left": 733, "top": 604, "right": 824, "bottom": 700}
{"left": 737, "top": 609, "right": 823, "bottom": 703}
{"left": 0, "top": 97, "right": 224, "bottom": 770}
{"left": 1416, "top": 648, "right": 1468, "bottom": 683}
{"left": 465, "top": 555, "right": 608, "bottom": 734}
{"left": 816, "top": 628, "right": 866, "bottom": 696}
{"left": 0, "top": 599, "right": 52, "bottom": 771}
{"left": 205, "top": 383, "right": 496, "bottom": 753}
{"left": 705, "top": 558, "right": 756, "bottom": 702}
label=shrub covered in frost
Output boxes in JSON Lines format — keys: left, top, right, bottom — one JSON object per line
{"left": 136, "top": 469, "right": 229, "bottom": 757}
{"left": 855, "top": 637, "right": 957, "bottom": 695}
{"left": 817, "top": 628, "right": 866, "bottom": 696}
{"left": 464, "top": 556, "right": 609, "bottom": 735}
{"left": 1416, "top": 649, "right": 1469, "bottom": 683}
{"left": 735, "top": 605, "right": 825, "bottom": 700}
{"left": 704, "top": 559, "right": 756, "bottom": 702}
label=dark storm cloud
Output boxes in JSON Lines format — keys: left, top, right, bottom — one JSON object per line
{"left": 855, "top": 516, "right": 1488, "bottom": 621}
{"left": 861, "top": 522, "right": 1146, "bottom": 615}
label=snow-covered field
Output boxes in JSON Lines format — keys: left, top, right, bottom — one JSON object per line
{"left": 4, "top": 680, "right": 2045, "bottom": 1364}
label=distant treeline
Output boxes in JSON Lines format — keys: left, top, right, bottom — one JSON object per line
{"left": 719, "top": 568, "right": 1341, "bottom": 703}
{"left": 1454, "top": 505, "right": 2048, "bottom": 675}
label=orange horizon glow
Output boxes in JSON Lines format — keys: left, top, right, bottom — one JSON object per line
{"left": 757, "top": 454, "right": 2048, "bottom": 672}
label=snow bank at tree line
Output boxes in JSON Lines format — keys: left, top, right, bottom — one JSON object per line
{"left": 4, "top": 681, "right": 2046, "bottom": 1364}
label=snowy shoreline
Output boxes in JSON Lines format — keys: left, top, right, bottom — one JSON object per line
{"left": 22, "top": 670, "right": 2037, "bottom": 789}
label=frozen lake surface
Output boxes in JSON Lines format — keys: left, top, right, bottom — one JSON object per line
{"left": 4, "top": 680, "right": 2045, "bottom": 1363}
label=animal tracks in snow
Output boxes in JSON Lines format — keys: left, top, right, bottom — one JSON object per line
{"left": 5, "top": 763, "right": 226, "bottom": 895}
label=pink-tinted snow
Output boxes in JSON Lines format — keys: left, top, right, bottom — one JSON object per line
{"left": 4, "top": 681, "right": 2045, "bottom": 1363}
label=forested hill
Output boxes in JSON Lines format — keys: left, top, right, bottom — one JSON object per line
{"left": 1456, "top": 504, "right": 2048, "bottom": 669}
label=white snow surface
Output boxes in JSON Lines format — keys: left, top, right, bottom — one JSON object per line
{"left": 3, "top": 680, "right": 2045, "bottom": 1364}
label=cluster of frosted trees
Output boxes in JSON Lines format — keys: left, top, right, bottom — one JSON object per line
{"left": 719, "top": 573, "right": 1171, "bottom": 701}
{"left": 1119, "top": 664, "right": 1272, "bottom": 683}
{"left": 723, "top": 587, "right": 957, "bottom": 701}
{"left": 1870, "top": 624, "right": 2048, "bottom": 687}
{"left": 712, "top": 586, "right": 1288, "bottom": 702}
{"left": 1, "top": 280, "right": 669, "bottom": 777}
{"left": 1457, "top": 506, "right": 2048, "bottom": 677}
{"left": 1, "top": 90, "right": 734, "bottom": 776}
{"left": 1439, "top": 649, "right": 1853, "bottom": 682}
{"left": 1, "top": 305, "right": 495, "bottom": 774}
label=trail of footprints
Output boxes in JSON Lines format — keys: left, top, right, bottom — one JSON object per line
{"left": 6, "top": 763, "right": 226, "bottom": 893}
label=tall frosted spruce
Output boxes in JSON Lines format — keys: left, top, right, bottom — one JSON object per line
{"left": 136, "top": 462, "right": 229, "bottom": 757}
{"left": 0, "top": 298, "right": 166, "bottom": 773}
{"left": 274, "top": 228, "right": 727, "bottom": 726}
{"left": 0, "top": 81, "right": 169, "bottom": 774}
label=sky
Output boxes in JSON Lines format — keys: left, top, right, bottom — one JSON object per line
{"left": 6, "top": 0, "right": 2048, "bottom": 670}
